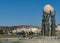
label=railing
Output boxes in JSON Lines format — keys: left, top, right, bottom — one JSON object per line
{"left": 0, "top": 35, "right": 60, "bottom": 40}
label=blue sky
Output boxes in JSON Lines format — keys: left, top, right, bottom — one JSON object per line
{"left": 0, "top": 0, "right": 60, "bottom": 26}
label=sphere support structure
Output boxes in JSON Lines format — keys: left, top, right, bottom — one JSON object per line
{"left": 41, "top": 11, "right": 56, "bottom": 36}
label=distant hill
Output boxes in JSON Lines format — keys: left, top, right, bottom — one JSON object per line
{"left": 0, "top": 25, "right": 40, "bottom": 31}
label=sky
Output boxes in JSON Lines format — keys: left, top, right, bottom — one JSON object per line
{"left": 0, "top": 0, "right": 60, "bottom": 26}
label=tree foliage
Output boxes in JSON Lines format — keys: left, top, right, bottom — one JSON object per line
{"left": 0, "top": 29, "right": 4, "bottom": 34}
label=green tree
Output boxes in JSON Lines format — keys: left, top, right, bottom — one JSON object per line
{"left": 0, "top": 29, "right": 4, "bottom": 34}
{"left": 29, "top": 30, "right": 34, "bottom": 38}
{"left": 29, "top": 31, "right": 33, "bottom": 35}
{"left": 21, "top": 30, "right": 26, "bottom": 37}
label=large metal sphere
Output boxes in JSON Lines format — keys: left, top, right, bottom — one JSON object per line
{"left": 43, "top": 4, "right": 54, "bottom": 14}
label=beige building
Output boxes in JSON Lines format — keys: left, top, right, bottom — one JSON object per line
{"left": 56, "top": 24, "right": 60, "bottom": 30}
{"left": 12, "top": 27, "right": 41, "bottom": 34}
{"left": 55, "top": 24, "right": 60, "bottom": 35}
